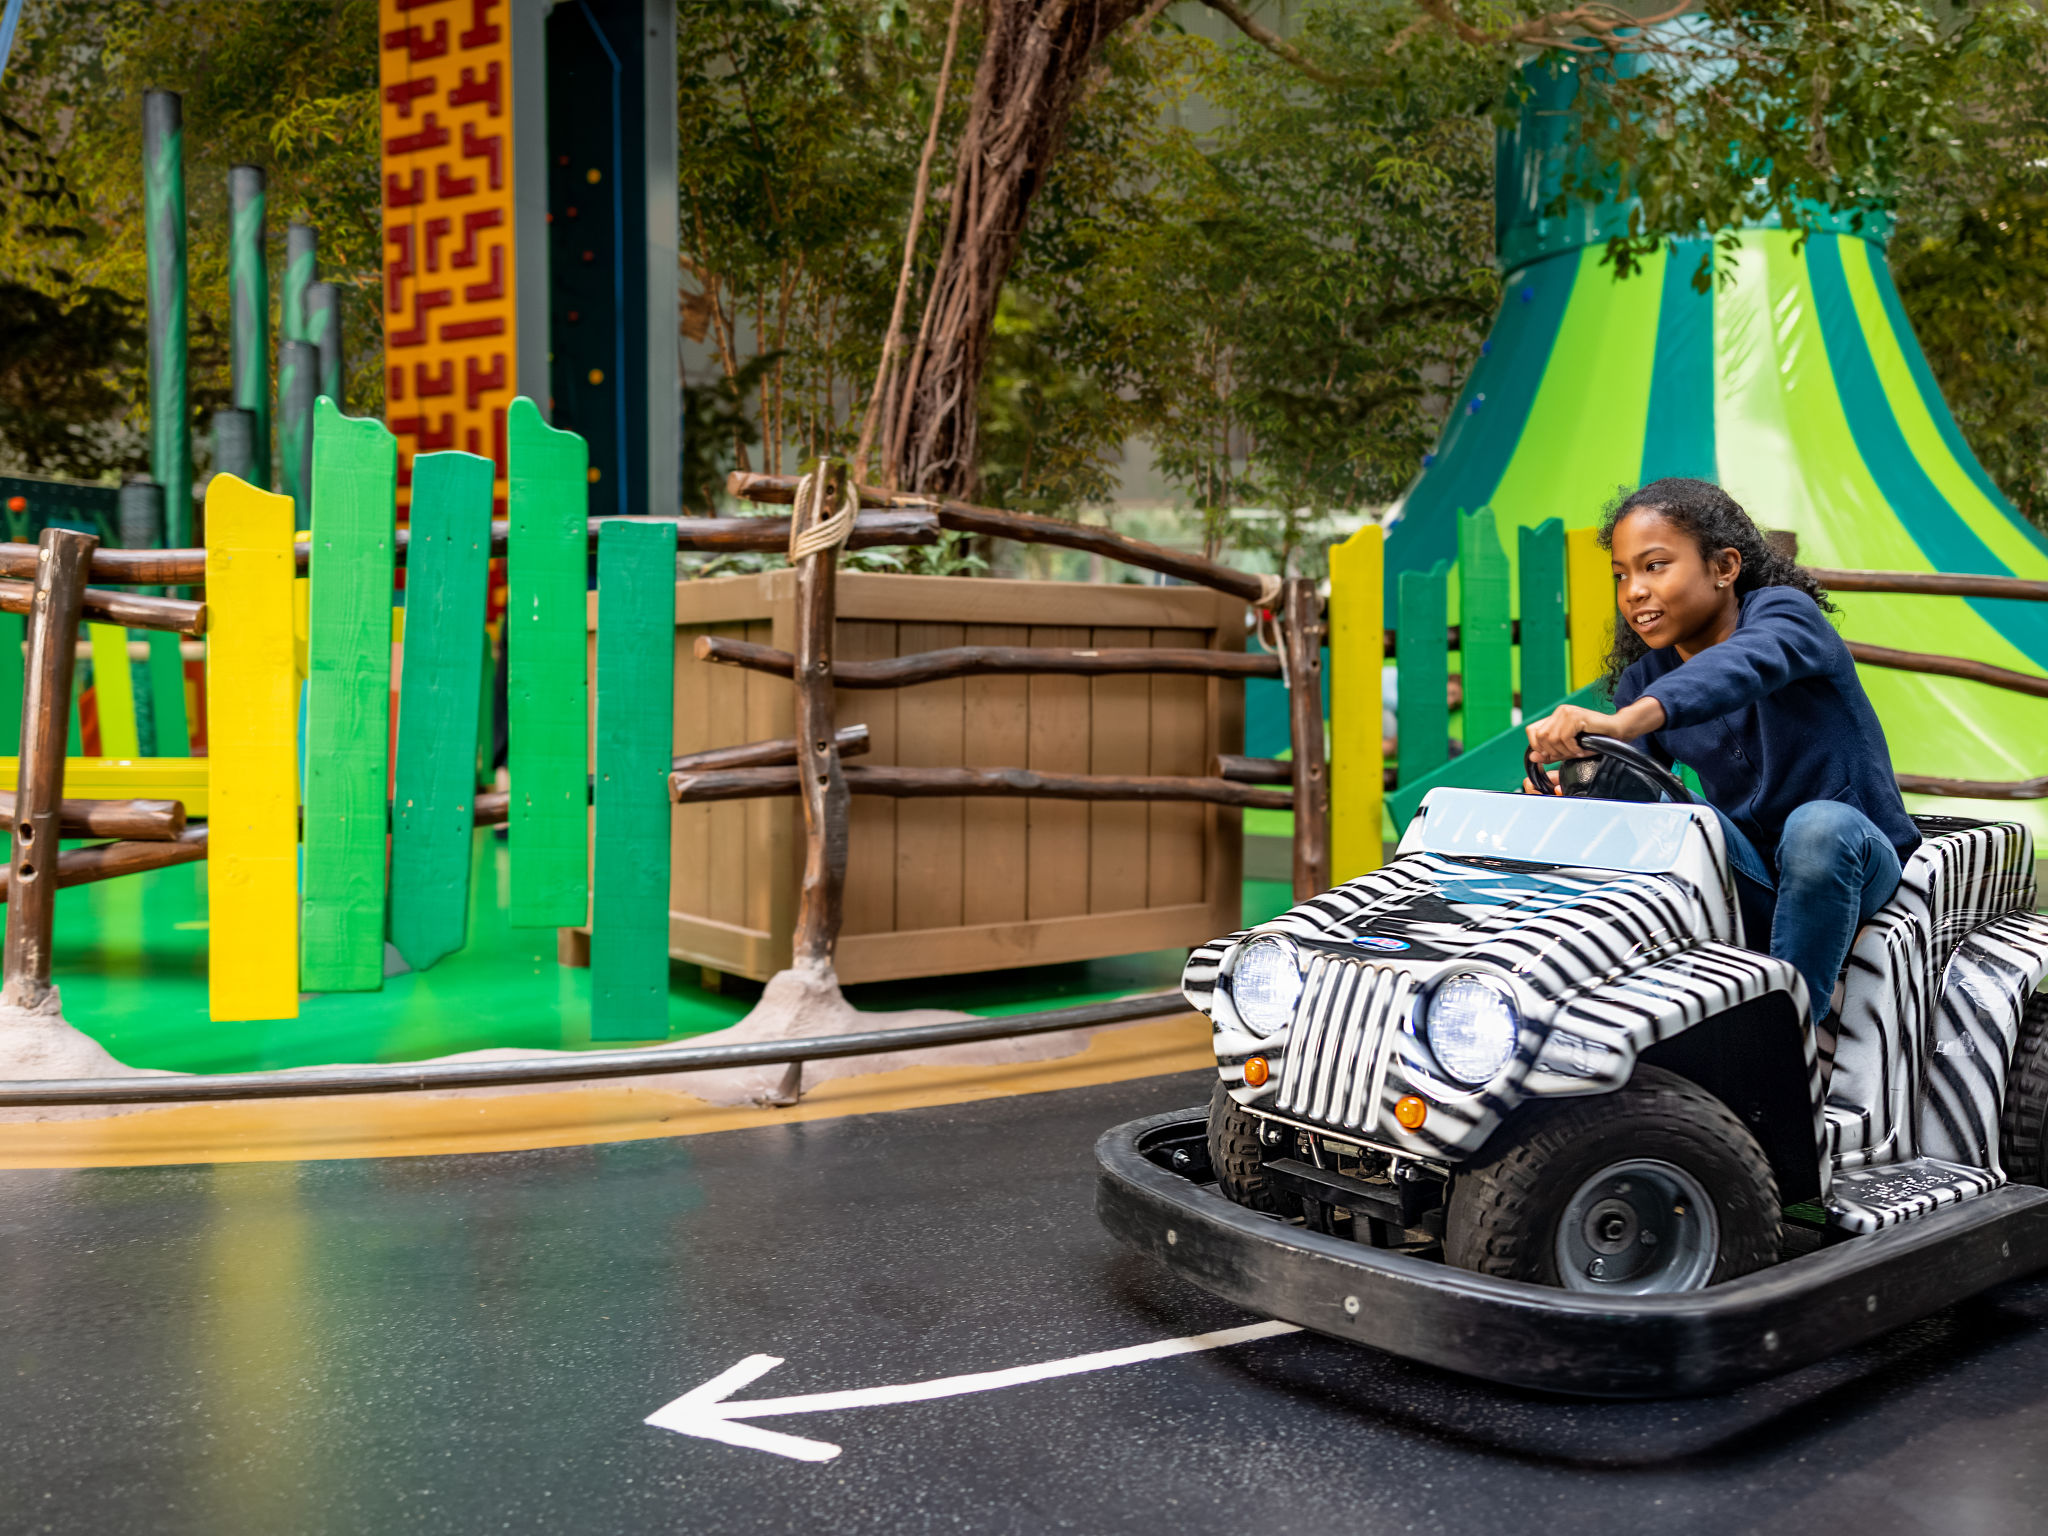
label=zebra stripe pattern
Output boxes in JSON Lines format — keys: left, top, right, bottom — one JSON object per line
{"left": 1829, "top": 823, "right": 2044, "bottom": 1171}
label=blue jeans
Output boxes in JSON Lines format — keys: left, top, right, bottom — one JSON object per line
{"left": 1711, "top": 802, "right": 1903, "bottom": 1023}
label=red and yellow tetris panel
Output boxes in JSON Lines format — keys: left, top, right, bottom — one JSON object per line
{"left": 205, "top": 476, "right": 301, "bottom": 1023}
{"left": 380, "top": 0, "right": 518, "bottom": 515}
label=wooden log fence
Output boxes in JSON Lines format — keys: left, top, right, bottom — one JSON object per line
{"left": 22, "top": 395, "right": 2042, "bottom": 1047}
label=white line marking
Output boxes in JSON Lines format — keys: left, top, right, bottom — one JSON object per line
{"left": 645, "top": 1319, "right": 1303, "bottom": 1462}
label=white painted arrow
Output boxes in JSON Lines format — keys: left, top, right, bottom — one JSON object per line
{"left": 646, "top": 1319, "right": 1303, "bottom": 1462}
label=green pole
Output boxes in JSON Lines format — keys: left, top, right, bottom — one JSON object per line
{"left": 228, "top": 164, "right": 270, "bottom": 489}
{"left": 142, "top": 90, "right": 190, "bottom": 547}
{"left": 279, "top": 339, "right": 318, "bottom": 530}
{"left": 306, "top": 281, "right": 344, "bottom": 408}
{"left": 282, "top": 222, "right": 315, "bottom": 343}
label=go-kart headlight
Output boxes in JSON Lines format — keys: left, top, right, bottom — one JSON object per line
{"left": 1424, "top": 973, "right": 1520, "bottom": 1086}
{"left": 1230, "top": 937, "right": 1303, "bottom": 1033}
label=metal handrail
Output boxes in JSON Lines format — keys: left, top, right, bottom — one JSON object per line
{"left": 0, "top": 990, "right": 1189, "bottom": 1107}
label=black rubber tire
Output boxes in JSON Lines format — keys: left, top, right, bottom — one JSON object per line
{"left": 1444, "top": 1065, "right": 1781, "bottom": 1289}
{"left": 1207, "top": 1080, "right": 1299, "bottom": 1217}
{"left": 1998, "top": 990, "right": 2048, "bottom": 1185}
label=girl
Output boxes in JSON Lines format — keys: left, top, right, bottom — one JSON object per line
{"left": 1524, "top": 478, "right": 1920, "bottom": 1024}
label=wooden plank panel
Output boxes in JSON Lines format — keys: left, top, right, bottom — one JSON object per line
{"left": 742, "top": 616, "right": 785, "bottom": 943}
{"left": 704, "top": 622, "right": 749, "bottom": 932}
{"left": 669, "top": 624, "right": 712, "bottom": 922}
{"left": 835, "top": 572, "right": 1234, "bottom": 629}
{"left": 1459, "top": 508, "right": 1513, "bottom": 745}
{"left": 1327, "top": 525, "right": 1385, "bottom": 881}
{"left": 591, "top": 519, "right": 677, "bottom": 1039}
{"left": 838, "top": 620, "right": 898, "bottom": 937}
{"left": 1088, "top": 625, "right": 1150, "bottom": 914}
{"left": 1146, "top": 626, "right": 1207, "bottom": 907}
{"left": 300, "top": 401, "right": 398, "bottom": 991}
{"left": 388, "top": 449, "right": 492, "bottom": 973}
{"left": 960, "top": 622, "right": 1027, "bottom": 927}
{"left": 506, "top": 396, "right": 590, "bottom": 928}
{"left": 1396, "top": 563, "right": 1450, "bottom": 787}
{"left": 893, "top": 621, "right": 965, "bottom": 933}
{"left": 204, "top": 474, "right": 299, "bottom": 1021}
{"left": 1026, "top": 624, "right": 1090, "bottom": 920}
{"left": 1518, "top": 518, "right": 1570, "bottom": 715}
{"left": 87, "top": 623, "right": 139, "bottom": 757}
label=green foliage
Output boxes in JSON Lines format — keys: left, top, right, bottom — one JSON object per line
{"left": 992, "top": 1, "right": 1498, "bottom": 573}
{"left": 0, "top": 0, "right": 382, "bottom": 478}
{"left": 677, "top": 0, "right": 975, "bottom": 482}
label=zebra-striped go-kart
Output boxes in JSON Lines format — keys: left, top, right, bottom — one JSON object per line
{"left": 1095, "top": 736, "right": 2048, "bottom": 1396}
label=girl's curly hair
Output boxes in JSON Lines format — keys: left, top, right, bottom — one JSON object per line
{"left": 1598, "top": 478, "right": 1834, "bottom": 692}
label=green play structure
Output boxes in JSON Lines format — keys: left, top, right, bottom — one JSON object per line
{"left": 1385, "top": 55, "right": 2048, "bottom": 836}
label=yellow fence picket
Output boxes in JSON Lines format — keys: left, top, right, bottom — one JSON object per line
{"left": 204, "top": 474, "right": 300, "bottom": 1021}
{"left": 1327, "top": 524, "right": 1385, "bottom": 882}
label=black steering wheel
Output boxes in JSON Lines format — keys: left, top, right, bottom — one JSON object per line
{"left": 1525, "top": 734, "right": 1699, "bottom": 806}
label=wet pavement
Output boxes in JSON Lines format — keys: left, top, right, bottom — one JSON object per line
{"left": 6, "top": 1070, "right": 2048, "bottom": 1534}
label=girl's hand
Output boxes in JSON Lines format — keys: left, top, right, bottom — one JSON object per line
{"left": 1524, "top": 697, "right": 1667, "bottom": 766}
{"left": 1522, "top": 769, "right": 1561, "bottom": 795}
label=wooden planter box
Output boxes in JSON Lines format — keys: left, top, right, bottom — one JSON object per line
{"left": 650, "top": 571, "right": 1248, "bottom": 984}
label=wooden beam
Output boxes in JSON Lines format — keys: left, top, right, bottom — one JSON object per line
{"left": 1811, "top": 568, "right": 2048, "bottom": 602}
{"left": 671, "top": 763, "right": 1294, "bottom": 810}
{"left": 1897, "top": 773, "right": 2048, "bottom": 800}
{"left": 1283, "top": 575, "right": 1331, "bottom": 900}
{"left": 1847, "top": 641, "right": 2048, "bottom": 700}
{"left": 1215, "top": 753, "right": 1292, "bottom": 785}
{"left": 672, "top": 725, "right": 870, "bottom": 774}
{"left": 0, "top": 790, "right": 184, "bottom": 841}
{"left": 0, "top": 508, "right": 946, "bottom": 591}
{"left": 3, "top": 527, "right": 95, "bottom": 1007}
{"left": 725, "top": 471, "right": 1273, "bottom": 604}
{"left": 693, "top": 635, "right": 1282, "bottom": 686}
{"left": 790, "top": 462, "right": 850, "bottom": 970}
{"left": 0, "top": 825, "right": 210, "bottom": 899}
{"left": 0, "top": 579, "right": 205, "bottom": 636}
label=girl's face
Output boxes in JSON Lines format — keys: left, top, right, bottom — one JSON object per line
{"left": 1610, "top": 509, "right": 1742, "bottom": 655}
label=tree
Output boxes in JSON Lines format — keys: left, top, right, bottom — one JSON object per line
{"left": 0, "top": 0, "right": 381, "bottom": 478}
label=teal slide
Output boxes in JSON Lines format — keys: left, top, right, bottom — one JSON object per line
{"left": 1387, "top": 58, "right": 2048, "bottom": 839}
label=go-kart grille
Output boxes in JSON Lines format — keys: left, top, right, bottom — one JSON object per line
{"left": 1274, "top": 956, "right": 1417, "bottom": 1135}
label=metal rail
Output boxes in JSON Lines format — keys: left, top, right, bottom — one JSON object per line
{"left": 0, "top": 990, "right": 1190, "bottom": 1107}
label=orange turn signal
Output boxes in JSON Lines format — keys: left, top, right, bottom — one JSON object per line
{"left": 1243, "top": 1056, "right": 1270, "bottom": 1088}
{"left": 1394, "top": 1095, "right": 1428, "bottom": 1131}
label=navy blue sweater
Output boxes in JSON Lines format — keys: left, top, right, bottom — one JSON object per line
{"left": 1612, "top": 586, "right": 1920, "bottom": 869}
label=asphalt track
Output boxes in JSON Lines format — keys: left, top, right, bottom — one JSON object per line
{"left": 7, "top": 1070, "right": 2048, "bottom": 1535}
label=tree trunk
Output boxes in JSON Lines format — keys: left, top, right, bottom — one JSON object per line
{"left": 889, "top": 0, "right": 1150, "bottom": 498}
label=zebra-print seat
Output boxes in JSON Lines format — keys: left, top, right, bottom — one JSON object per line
{"left": 1823, "top": 819, "right": 2038, "bottom": 1171}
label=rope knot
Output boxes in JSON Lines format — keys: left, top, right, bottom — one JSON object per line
{"left": 789, "top": 461, "right": 858, "bottom": 564}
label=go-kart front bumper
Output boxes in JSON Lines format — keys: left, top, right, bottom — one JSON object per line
{"left": 1095, "top": 1107, "right": 2048, "bottom": 1398}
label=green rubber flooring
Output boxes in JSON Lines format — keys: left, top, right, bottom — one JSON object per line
{"left": 47, "top": 833, "right": 1296, "bottom": 1075}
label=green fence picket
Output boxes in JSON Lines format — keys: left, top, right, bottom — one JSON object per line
{"left": 591, "top": 519, "right": 676, "bottom": 1040}
{"left": 1518, "top": 518, "right": 1570, "bottom": 716}
{"left": 388, "top": 450, "right": 495, "bottom": 973}
{"left": 507, "top": 397, "right": 591, "bottom": 929}
{"left": 300, "top": 399, "right": 398, "bottom": 991}
{"left": 147, "top": 633, "right": 189, "bottom": 754}
{"left": 1396, "top": 561, "right": 1449, "bottom": 787}
{"left": 0, "top": 612, "right": 24, "bottom": 754}
{"left": 1459, "top": 509, "right": 1512, "bottom": 745}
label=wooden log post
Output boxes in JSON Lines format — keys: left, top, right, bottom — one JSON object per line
{"left": 790, "top": 460, "right": 852, "bottom": 971}
{"left": 1282, "top": 576, "right": 1330, "bottom": 901}
{"left": 4, "top": 527, "right": 97, "bottom": 1009}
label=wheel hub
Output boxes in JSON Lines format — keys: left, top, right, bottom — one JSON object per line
{"left": 1555, "top": 1159, "right": 1718, "bottom": 1294}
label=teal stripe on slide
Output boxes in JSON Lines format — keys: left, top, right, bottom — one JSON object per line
{"left": 1639, "top": 236, "right": 1717, "bottom": 484}
{"left": 1385, "top": 248, "right": 1578, "bottom": 599}
{"left": 1807, "top": 236, "right": 2048, "bottom": 668}
{"left": 1862, "top": 252, "right": 2048, "bottom": 559}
